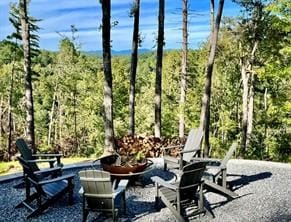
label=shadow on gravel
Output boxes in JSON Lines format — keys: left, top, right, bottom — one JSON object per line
{"left": 143, "top": 168, "right": 178, "bottom": 186}
{"left": 125, "top": 195, "right": 157, "bottom": 220}
{"left": 269, "top": 213, "right": 291, "bottom": 222}
{"left": 229, "top": 172, "right": 272, "bottom": 191}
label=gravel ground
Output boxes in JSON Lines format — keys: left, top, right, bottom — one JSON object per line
{"left": 0, "top": 159, "right": 290, "bottom": 222}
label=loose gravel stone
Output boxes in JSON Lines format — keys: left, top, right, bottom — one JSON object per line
{"left": 0, "top": 159, "right": 290, "bottom": 222}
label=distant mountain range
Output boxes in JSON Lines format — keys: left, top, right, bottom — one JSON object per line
{"left": 83, "top": 48, "right": 153, "bottom": 56}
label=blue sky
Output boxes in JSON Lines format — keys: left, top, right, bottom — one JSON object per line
{"left": 0, "top": 0, "right": 240, "bottom": 51}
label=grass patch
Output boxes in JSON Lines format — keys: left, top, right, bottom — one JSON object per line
{"left": 0, "top": 157, "right": 95, "bottom": 176}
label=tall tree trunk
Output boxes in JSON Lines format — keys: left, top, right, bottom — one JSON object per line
{"left": 58, "top": 96, "right": 63, "bottom": 147}
{"left": 199, "top": 0, "right": 224, "bottom": 157}
{"left": 240, "top": 59, "right": 249, "bottom": 157}
{"left": 210, "top": 0, "right": 215, "bottom": 34}
{"left": 19, "top": 0, "right": 35, "bottom": 152}
{"left": 239, "top": 0, "right": 263, "bottom": 157}
{"left": 246, "top": 72, "right": 254, "bottom": 148}
{"left": 155, "top": 0, "right": 165, "bottom": 138}
{"left": 73, "top": 86, "right": 78, "bottom": 153}
{"left": 48, "top": 91, "right": 56, "bottom": 147}
{"left": 128, "top": 0, "right": 140, "bottom": 136}
{"left": 263, "top": 88, "right": 268, "bottom": 157}
{"left": 179, "top": 0, "right": 188, "bottom": 139}
{"left": 241, "top": 40, "right": 258, "bottom": 156}
{"left": 7, "top": 64, "right": 15, "bottom": 161}
{"left": 101, "top": 0, "right": 115, "bottom": 151}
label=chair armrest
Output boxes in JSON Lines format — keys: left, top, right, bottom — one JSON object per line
{"left": 32, "top": 153, "right": 62, "bottom": 158}
{"left": 38, "top": 173, "right": 75, "bottom": 185}
{"left": 162, "top": 145, "right": 183, "bottom": 151}
{"left": 34, "top": 167, "right": 62, "bottom": 175}
{"left": 151, "top": 176, "right": 177, "bottom": 190}
{"left": 33, "top": 153, "right": 62, "bottom": 166}
{"left": 192, "top": 157, "right": 221, "bottom": 166}
{"left": 27, "top": 159, "right": 57, "bottom": 163}
{"left": 180, "top": 149, "right": 200, "bottom": 154}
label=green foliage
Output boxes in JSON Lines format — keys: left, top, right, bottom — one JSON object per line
{"left": 8, "top": 2, "right": 40, "bottom": 58}
{"left": 0, "top": 2, "right": 290, "bottom": 162}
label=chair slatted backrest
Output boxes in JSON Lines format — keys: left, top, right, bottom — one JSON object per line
{"left": 17, "top": 156, "right": 41, "bottom": 183}
{"left": 179, "top": 161, "right": 207, "bottom": 199}
{"left": 79, "top": 170, "right": 113, "bottom": 209}
{"left": 220, "top": 143, "right": 237, "bottom": 169}
{"left": 183, "top": 128, "right": 203, "bottom": 163}
{"left": 16, "top": 138, "right": 39, "bottom": 172}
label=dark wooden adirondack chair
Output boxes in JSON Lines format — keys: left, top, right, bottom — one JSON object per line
{"left": 15, "top": 138, "right": 63, "bottom": 188}
{"left": 16, "top": 156, "right": 74, "bottom": 218}
{"left": 152, "top": 161, "right": 209, "bottom": 222}
{"left": 16, "top": 138, "right": 63, "bottom": 171}
{"left": 192, "top": 142, "right": 238, "bottom": 199}
{"left": 79, "top": 170, "right": 128, "bottom": 222}
{"left": 163, "top": 128, "right": 203, "bottom": 170}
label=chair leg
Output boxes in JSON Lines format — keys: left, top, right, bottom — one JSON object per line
{"left": 155, "top": 182, "right": 160, "bottom": 210}
{"left": 112, "top": 198, "right": 117, "bottom": 221}
{"left": 164, "top": 162, "right": 167, "bottom": 171}
{"left": 155, "top": 196, "right": 160, "bottom": 210}
{"left": 222, "top": 170, "right": 227, "bottom": 188}
{"left": 122, "top": 191, "right": 126, "bottom": 214}
{"left": 83, "top": 210, "right": 89, "bottom": 222}
{"left": 82, "top": 196, "right": 88, "bottom": 222}
{"left": 68, "top": 181, "right": 74, "bottom": 205}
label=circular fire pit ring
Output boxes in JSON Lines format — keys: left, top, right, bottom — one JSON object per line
{"left": 101, "top": 158, "right": 153, "bottom": 176}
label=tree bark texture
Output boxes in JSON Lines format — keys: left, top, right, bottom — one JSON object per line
{"left": 210, "top": 0, "right": 215, "bottom": 34}
{"left": 101, "top": 0, "right": 115, "bottom": 151}
{"left": 48, "top": 91, "right": 56, "bottom": 147}
{"left": 179, "top": 0, "right": 188, "bottom": 139}
{"left": 155, "top": 0, "right": 165, "bottom": 138}
{"left": 73, "top": 85, "right": 78, "bottom": 153}
{"left": 58, "top": 97, "right": 62, "bottom": 146}
{"left": 7, "top": 64, "right": 15, "bottom": 160}
{"left": 241, "top": 59, "right": 249, "bottom": 156}
{"left": 128, "top": 0, "right": 140, "bottom": 136}
{"left": 240, "top": 1, "right": 263, "bottom": 157}
{"left": 19, "top": 0, "right": 36, "bottom": 152}
{"left": 240, "top": 41, "right": 258, "bottom": 156}
{"left": 200, "top": 0, "right": 224, "bottom": 157}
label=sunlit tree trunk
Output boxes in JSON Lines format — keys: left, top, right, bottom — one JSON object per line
{"left": 246, "top": 72, "right": 254, "bottom": 147}
{"left": 101, "top": 0, "right": 115, "bottom": 151}
{"left": 128, "top": 0, "right": 140, "bottom": 136}
{"left": 179, "top": 0, "right": 188, "bottom": 139}
{"left": 73, "top": 85, "right": 78, "bottom": 153}
{"left": 241, "top": 40, "right": 258, "bottom": 155}
{"left": 210, "top": 0, "right": 215, "bottom": 34}
{"left": 241, "top": 59, "right": 249, "bottom": 156}
{"left": 48, "top": 91, "right": 56, "bottom": 147}
{"left": 200, "top": 0, "right": 224, "bottom": 157}
{"left": 19, "top": 0, "right": 35, "bottom": 152}
{"left": 58, "top": 96, "right": 63, "bottom": 147}
{"left": 155, "top": 0, "right": 165, "bottom": 138}
{"left": 7, "top": 64, "right": 15, "bottom": 160}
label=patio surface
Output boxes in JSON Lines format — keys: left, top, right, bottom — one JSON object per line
{"left": 0, "top": 159, "right": 290, "bottom": 221}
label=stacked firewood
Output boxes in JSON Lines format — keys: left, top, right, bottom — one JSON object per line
{"left": 116, "top": 135, "right": 185, "bottom": 158}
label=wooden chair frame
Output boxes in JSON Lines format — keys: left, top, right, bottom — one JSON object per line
{"left": 16, "top": 156, "right": 74, "bottom": 218}
{"left": 163, "top": 128, "right": 203, "bottom": 170}
{"left": 79, "top": 170, "right": 128, "bottom": 222}
{"left": 152, "top": 161, "right": 210, "bottom": 222}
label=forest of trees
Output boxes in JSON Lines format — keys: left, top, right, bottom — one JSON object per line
{"left": 0, "top": 0, "right": 290, "bottom": 162}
